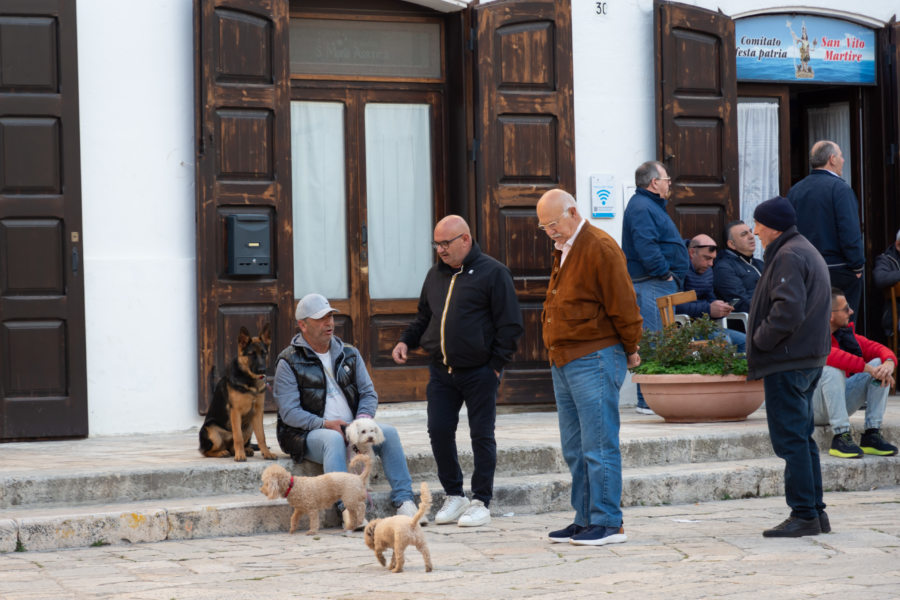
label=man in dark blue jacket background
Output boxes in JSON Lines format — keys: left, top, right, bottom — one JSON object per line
{"left": 622, "top": 161, "right": 689, "bottom": 414}
{"left": 788, "top": 141, "right": 865, "bottom": 314}
{"left": 714, "top": 220, "right": 763, "bottom": 314}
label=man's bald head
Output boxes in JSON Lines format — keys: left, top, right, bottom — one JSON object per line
{"left": 688, "top": 234, "right": 717, "bottom": 274}
{"left": 536, "top": 189, "right": 580, "bottom": 243}
{"left": 433, "top": 214, "right": 472, "bottom": 269}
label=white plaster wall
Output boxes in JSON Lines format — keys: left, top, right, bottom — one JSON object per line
{"left": 566, "top": 0, "right": 895, "bottom": 243}
{"left": 71, "top": 0, "right": 896, "bottom": 434}
{"left": 77, "top": 0, "right": 200, "bottom": 435}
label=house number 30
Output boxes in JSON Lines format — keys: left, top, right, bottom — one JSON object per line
{"left": 595, "top": 2, "right": 608, "bottom": 15}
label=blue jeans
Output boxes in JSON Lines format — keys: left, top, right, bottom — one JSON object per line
{"left": 763, "top": 368, "right": 825, "bottom": 520}
{"left": 426, "top": 364, "right": 499, "bottom": 506}
{"left": 633, "top": 278, "right": 679, "bottom": 408}
{"left": 551, "top": 344, "right": 627, "bottom": 528}
{"left": 305, "top": 424, "right": 413, "bottom": 505}
{"left": 812, "top": 359, "right": 889, "bottom": 433}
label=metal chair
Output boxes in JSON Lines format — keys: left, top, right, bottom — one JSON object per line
{"left": 718, "top": 312, "right": 749, "bottom": 332}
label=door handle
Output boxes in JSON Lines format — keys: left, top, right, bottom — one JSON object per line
{"left": 361, "top": 224, "right": 367, "bottom": 246}
{"left": 72, "top": 246, "right": 79, "bottom": 278}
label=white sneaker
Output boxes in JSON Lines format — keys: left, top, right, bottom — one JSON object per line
{"left": 396, "top": 500, "right": 429, "bottom": 525}
{"left": 457, "top": 499, "right": 491, "bottom": 527}
{"left": 635, "top": 406, "right": 655, "bottom": 415}
{"left": 434, "top": 495, "right": 470, "bottom": 524}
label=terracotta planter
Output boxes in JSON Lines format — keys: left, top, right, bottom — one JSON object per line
{"left": 631, "top": 373, "right": 764, "bottom": 423}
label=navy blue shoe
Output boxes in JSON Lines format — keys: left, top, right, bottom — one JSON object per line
{"left": 548, "top": 523, "right": 584, "bottom": 543}
{"left": 569, "top": 524, "right": 627, "bottom": 546}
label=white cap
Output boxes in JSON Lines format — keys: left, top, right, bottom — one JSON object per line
{"left": 295, "top": 293, "right": 339, "bottom": 321}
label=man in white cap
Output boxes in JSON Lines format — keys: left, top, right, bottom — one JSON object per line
{"left": 273, "top": 293, "right": 425, "bottom": 526}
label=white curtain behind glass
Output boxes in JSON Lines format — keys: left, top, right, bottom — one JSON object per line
{"left": 365, "top": 104, "right": 433, "bottom": 299}
{"left": 738, "top": 98, "right": 780, "bottom": 260}
{"left": 290, "top": 101, "right": 348, "bottom": 299}
{"left": 807, "top": 102, "right": 851, "bottom": 186}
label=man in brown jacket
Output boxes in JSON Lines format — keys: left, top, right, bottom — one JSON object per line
{"left": 537, "top": 189, "right": 643, "bottom": 546}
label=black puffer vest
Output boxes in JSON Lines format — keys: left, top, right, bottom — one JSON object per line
{"left": 275, "top": 343, "right": 360, "bottom": 462}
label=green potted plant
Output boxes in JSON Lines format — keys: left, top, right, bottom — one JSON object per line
{"left": 631, "top": 316, "right": 764, "bottom": 423}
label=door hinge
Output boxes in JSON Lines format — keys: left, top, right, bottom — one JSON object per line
{"left": 470, "top": 138, "right": 479, "bottom": 162}
{"left": 889, "top": 143, "right": 897, "bottom": 166}
{"left": 468, "top": 27, "right": 475, "bottom": 52}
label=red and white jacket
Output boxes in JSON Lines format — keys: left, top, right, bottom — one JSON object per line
{"left": 826, "top": 324, "right": 897, "bottom": 377}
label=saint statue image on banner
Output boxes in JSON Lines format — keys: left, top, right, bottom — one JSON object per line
{"left": 787, "top": 20, "right": 818, "bottom": 79}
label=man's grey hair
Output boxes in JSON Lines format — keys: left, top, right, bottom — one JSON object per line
{"left": 895, "top": 228, "right": 900, "bottom": 241}
{"left": 810, "top": 141, "right": 838, "bottom": 169}
{"left": 635, "top": 161, "right": 666, "bottom": 189}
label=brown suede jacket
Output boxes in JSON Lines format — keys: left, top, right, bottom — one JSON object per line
{"left": 542, "top": 222, "right": 643, "bottom": 367}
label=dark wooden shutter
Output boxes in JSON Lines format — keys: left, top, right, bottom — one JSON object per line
{"left": 655, "top": 0, "right": 738, "bottom": 243}
{"left": 194, "top": 0, "right": 293, "bottom": 413}
{"left": 475, "top": 0, "right": 574, "bottom": 403}
{"left": 0, "top": 0, "right": 87, "bottom": 440}
{"left": 880, "top": 19, "right": 900, "bottom": 246}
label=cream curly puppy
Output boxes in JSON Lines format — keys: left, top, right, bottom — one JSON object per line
{"left": 344, "top": 418, "right": 385, "bottom": 457}
{"left": 364, "top": 481, "right": 433, "bottom": 573}
{"left": 260, "top": 454, "right": 371, "bottom": 535}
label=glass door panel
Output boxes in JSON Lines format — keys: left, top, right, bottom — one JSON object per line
{"left": 364, "top": 103, "right": 434, "bottom": 300}
{"left": 807, "top": 101, "right": 851, "bottom": 186}
{"left": 737, "top": 97, "right": 780, "bottom": 259}
{"left": 290, "top": 101, "right": 349, "bottom": 299}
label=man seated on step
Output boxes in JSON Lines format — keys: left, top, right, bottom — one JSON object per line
{"left": 273, "top": 293, "right": 427, "bottom": 527}
{"left": 675, "top": 234, "right": 746, "bottom": 352}
{"left": 812, "top": 288, "right": 898, "bottom": 459}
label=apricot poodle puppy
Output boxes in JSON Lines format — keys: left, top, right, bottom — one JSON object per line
{"left": 260, "top": 454, "right": 371, "bottom": 535}
{"left": 364, "top": 481, "right": 433, "bottom": 573}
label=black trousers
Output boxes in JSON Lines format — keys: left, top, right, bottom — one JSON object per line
{"left": 426, "top": 363, "right": 499, "bottom": 506}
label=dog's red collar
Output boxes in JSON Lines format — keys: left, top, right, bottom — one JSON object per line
{"left": 284, "top": 476, "right": 294, "bottom": 498}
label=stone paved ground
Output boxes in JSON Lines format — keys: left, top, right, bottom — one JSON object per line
{"left": 2, "top": 487, "right": 898, "bottom": 600}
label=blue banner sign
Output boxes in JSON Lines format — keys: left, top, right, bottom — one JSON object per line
{"left": 736, "top": 15, "right": 875, "bottom": 85}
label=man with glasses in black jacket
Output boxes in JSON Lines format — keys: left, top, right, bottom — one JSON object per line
{"left": 392, "top": 215, "right": 523, "bottom": 528}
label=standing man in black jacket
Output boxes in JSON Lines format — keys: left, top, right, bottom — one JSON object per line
{"left": 392, "top": 215, "right": 523, "bottom": 528}
{"left": 748, "top": 196, "right": 832, "bottom": 538}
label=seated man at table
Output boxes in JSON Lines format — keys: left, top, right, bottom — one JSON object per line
{"left": 676, "top": 234, "right": 745, "bottom": 352}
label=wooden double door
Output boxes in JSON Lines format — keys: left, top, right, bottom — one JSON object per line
{"left": 289, "top": 85, "right": 446, "bottom": 399}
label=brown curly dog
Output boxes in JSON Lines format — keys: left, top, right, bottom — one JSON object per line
{"left": 364, "top": 481, "right": 433, "bottom": 573}
{"left": 260, "top": 454, "right": 371, "bottom": 535}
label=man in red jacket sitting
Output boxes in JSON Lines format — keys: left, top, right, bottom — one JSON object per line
{"left": 812, "top": 288, "right": 898, "bottom": 458}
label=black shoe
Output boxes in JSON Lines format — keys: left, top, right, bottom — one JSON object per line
{"left": 762, "top": 516, "right": 821, "bottom": 538}
{"left": 859, "top": 429, "right": 899, "bottom": 456}
{"left": 819, "top": 511, "right": 831, "bottom": 534}
{"left": 548, "top": 523, "right": 585, "bottom": 543}
{"left": 829, "top": 432, "right": 863, "bottom": 458}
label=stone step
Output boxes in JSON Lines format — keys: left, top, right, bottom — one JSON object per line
{"left": 2, "top": 422, "right": 895, "bottom": 511}
{"left": 5, "top": 453, "right": 899, "bottom": 552}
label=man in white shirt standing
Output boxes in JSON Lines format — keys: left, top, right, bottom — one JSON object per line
{"left": 273, "top": 293, "right": 425, "bottom": 526}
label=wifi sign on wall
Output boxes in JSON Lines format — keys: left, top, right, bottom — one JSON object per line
{"left": 591, "top": 174, "right": 616, "bottom": 219}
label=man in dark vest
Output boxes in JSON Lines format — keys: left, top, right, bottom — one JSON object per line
{"left": 273, "top": 293, "right": 424, "bottom": 526}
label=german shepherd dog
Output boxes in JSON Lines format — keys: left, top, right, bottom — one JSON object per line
{"left": 199, "top": 324, "right": 277, "bottom": 462}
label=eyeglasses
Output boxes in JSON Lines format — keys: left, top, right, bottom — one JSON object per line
{"left": 832, "top": 305, "right": 851, "bottom": 313}
{"left": 655, "top": 176, "right": 672, "bottom": 182}
{"left": 432, "top": 233, "right": 464, "bottom": 250}
{"left": 537, "top": 209, "right": 570, "bottom": 231}
{"left": 691, "top": 244, "right": 717, "bottom": 251}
